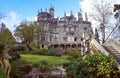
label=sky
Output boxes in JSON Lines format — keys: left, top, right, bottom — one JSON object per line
{"left": 0, "top": 0, "right": 83, "bottom": 33}
{"left": 0, "top": 0, "right": 120, "bottom": 34}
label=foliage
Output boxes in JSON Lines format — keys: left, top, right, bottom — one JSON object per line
{"left": 0, "top": 70, "right": 6, "bottom": 78}
{"left": 0, "top": 27, "right": 15, "bottom": 48}
{"left": 14, "top": 22, "right": 34, "bottom": 52}
{"left": 20, "top": 65, "right": 32, "bottom": 74}
{"left": 36, "top": 48, "right": 48, "bottom": 55}
{"left": 63, "top": 51, "right": 81, "bottom": 58}
{"left": 67, "top": 53, "right": 119, "bottom": 78}
{"left": 10, "top": 59, "right": 28, "bottom": 78}
{"left": 0, "top": 44, "right": 4, "bottom": 57}
{"left": 39, "top": 61, "right": 53, "bottom": 73}
{"left": 47, "top": 50, "right": 60, "bottom": 56}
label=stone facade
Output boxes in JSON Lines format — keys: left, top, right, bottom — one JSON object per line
{"left": 34, "top": 5, "right": 93, "bottom": 52}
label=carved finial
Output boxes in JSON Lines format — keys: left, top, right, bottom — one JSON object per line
{"left": 51, "top": 4, "right": 52, "bottom": 8}
{"left": 85, "top": 12, "right": 88, "bottom": 21}
{"left": 38, "top": 10, "right": 39, "bottom": 13}
{"left": 71, "top": 10, "right": 73, "bottom": 15}
{"left": 95, "top": 28, "right": 99, "bottom": 42}
{"left": 80, "top": 9, "right": 82, "bottom": 13}
{"left": 45, "top": 8, "right": 47, "bottom": 12}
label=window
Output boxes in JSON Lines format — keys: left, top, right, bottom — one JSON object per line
{"left": 63, "top": 37, "right": 67, "bottom": 41}
{"left": 42, "top": 45, "right": 44, "bottom": 48}
{"left": 74, "top": 37, "right": 77, "bottom": 41}
{"left": 68, "top": 35, "right": 74, "bottom": 42}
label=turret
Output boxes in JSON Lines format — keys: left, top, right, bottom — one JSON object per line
{"left": 71, "top": 10, "right": 73, "bottom": 16}
{"left": 78, "top": 9, "right": 83, "bottom": 21}
{"left": 49, "top": 4, "right": 54, "bottom": 18}
{"left": 64, "top": 11, "right": 66, "bottom": 17}
{"left": 64, "top": 11, "right": 66, "bottom": 21}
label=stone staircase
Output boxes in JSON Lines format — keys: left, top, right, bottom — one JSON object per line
{"left": 103, "top": 46, "right": 120, "bottom": 64}
{"left": 90, "top": 38, "right": 120, "bottom": 70}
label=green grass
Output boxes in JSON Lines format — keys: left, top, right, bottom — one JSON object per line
{"left": 20, "top": 54, "right": 70, "bottom": 65}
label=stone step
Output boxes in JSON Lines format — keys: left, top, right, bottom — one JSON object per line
{"left": 103, "top": 46, "right": 120, "bottom": 64}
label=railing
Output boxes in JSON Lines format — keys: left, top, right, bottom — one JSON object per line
{"left": 104, "top": 39, "right": 120, "bottom": 53}
{"left": 91, "top": 38, "right": 120, "bottom": 70}
{"left": 90, "top": 38, "right": 109, "bottom": 56}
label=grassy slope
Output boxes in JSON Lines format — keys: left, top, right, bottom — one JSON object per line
{"left": 20, "top": 54, "right": 69, "bottom": 65}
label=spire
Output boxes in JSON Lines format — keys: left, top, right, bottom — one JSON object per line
{"left": 38, "top": 10, "right": 39, "bottom": 14}
{"left": 71, "top": 10, "right": 73, "bottom": 15}
{"left": 51, "top": 4, "right": 53, "bottom": 8}
{"left": 49, "top": 4, "right": 54, "bottom": 17}
{"left": 80, "top": 9, "right": 82, "bottom": 13}
{"left": 78, "top": 9, "right": 83, "bottom": 21}
{"left": 49, "top": 4, "right": 54, "bottom": 11}
{"left": 41, "top": 8, "right": 42, "bottom": 12}
{"left": 85, "top": 12, "right": 88, "bottom": 21}
{"left": 64, "top": 11, "right": 66, "bottom": 17}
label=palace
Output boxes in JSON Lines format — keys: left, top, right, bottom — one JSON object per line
{"left": 33, "top": 5, "right": 93, "bottom": 53}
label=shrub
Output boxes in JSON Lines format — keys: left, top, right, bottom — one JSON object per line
{"left": 47, "top": 50, "right": 56, "bottom": 56}
{"left": 10, "top": 59, "right": 28, "bottom": 78}
{"left": 36, "top": 48, "right": 48, "bottom": 55}
{"left": 64, "top": 51, "right": 81, "bottom": 58}
{"left": 0, "top": 44, "right": 4, "bottom": 57}
{"left": 47, "top": 50, "right": 61, "bottom": 56}
{"left": 39, "top": 61, "right": 53, "bottom": 73}
{"left": 20, "top": 65, "right": 32, "bottom": 74}
{"left": 11, "top": 45, "right": 26, "bottom": 52}
{"left": 0, "top": 70, "right": 6, "bottom": 78}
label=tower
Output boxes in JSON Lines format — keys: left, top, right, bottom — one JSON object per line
{"left": 78, "top": 9, "right": 83, "bottom": 21}
{"left": 49, "top": 4, "right": 54, "bottom": 18}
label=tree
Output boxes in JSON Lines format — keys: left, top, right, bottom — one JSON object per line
{"left": 112, "top": 4, "right": 120, "bottom": 40}
{"left": 81, "top": 0, "right": 113, "bottom": 44}
{"left": 0, "top": 23, "right": 15, "bottom": 47}
{"left": 14, "top": 22, "right": 34, "bottom": 52}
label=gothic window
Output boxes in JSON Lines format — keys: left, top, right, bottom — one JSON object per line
{"left": 68, "top": 35, "right": 74, "bottom": 42}
{"left": 54, "top": 35, "right": 58, "bottom": 41}
{"left": 50, "top": 35, "right": 52, "bottom": 42}
{"left": 63, "top": 37, "right": 67, "bottom": 41}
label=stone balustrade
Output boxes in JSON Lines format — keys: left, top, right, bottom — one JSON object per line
{"left": 90, "top": 38, "right": 109, "bottom": 56}
{"left": 104, "top": 39, "right": 120, "bottom": 53}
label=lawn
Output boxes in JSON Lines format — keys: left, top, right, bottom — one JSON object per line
{"left": 20, "top": 54, "right": 70, "bottom": 65}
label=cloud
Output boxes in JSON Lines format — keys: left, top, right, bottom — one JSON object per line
{"left": 0, "top": 11, "right": 37, "bottom": 34}
{"left": 79, "top": 0, "right": 120, "bottom": 38}
{"left": 80, "top": 0, "right": 120, "bottom": 30}
{"left": 0, "top": 11, "right": 22, "bottom": 34}
{"left": 26, "top": 16, "right": 37, "bottom": 21}
{"left": 9, "top": 12, "right": 17, "bottom": 20}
